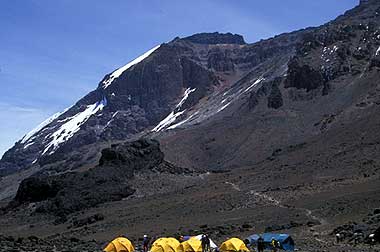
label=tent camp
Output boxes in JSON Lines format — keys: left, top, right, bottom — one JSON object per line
{"left": 219, "top": 238, "right": 249, "bottom": 252}
{"left": 178, "top": 238, "right": 203, "bottom": 252}
{"left": 151, "top": 238, "right": 180, "bottom": 252}
{"left": 104, "top": 237, "right": 135, "bottom": 252}
{"left": 245, "top": 234, "right": 295, "bottom": 251}
{"left": 192, "top": 235, "right": 218, "bottom": 249}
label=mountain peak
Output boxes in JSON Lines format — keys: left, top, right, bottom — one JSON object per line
{"left": 359, "top": 0, "right": 378, "bottom": 6}
{"left": 181, "top": 32, "right": 246, "bottom": 45}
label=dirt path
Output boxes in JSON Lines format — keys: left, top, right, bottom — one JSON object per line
{"left": 224, "top": 182, "right": 328, "bottom": 232}
{"left": 222, "top": 182, "right": 379, "bottom": 251}
{"left": 250, "top": 190, "right": 331, "bottom": 245}
{"left": 225, "top": 182, "right": 241, "bottom": 191}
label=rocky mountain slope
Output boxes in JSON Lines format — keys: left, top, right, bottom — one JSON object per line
{"left": 0, "top": 32, "right": 248, "bottom": 176}
{"left": 1, "top": 1, "right": 380, "bottom": 251}
{"left": 2, "top": 1, "right": 380, "bottom": 179}
{"left": 158, "top": 0, "right": 380, "bottom": 171}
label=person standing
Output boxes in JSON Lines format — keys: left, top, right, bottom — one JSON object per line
{"left": 143, "top": 234, "right": 150, "bottom": 252}
{"left": 205, "top": 234, "right": 211, "bottom": 252}
{"left": 336, "top": 233, "right": 341, "bottom": 243}
{"left": 179, "top": 236, "right": 185, "bottom": 242}
{"left": 353, "top": 232, "right": 362, "bottom": 245}
{"left": 257, "top": 236, "right": 264, "bottom": 252}
{"left": 271, "top": 238, "right": 279, "bottom": 252}
{"left": 201, "top": 235, "right": 209, "bottom": 252}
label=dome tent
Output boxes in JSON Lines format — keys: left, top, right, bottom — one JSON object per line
{"left": 245, "top": 233, "right": 295, "bottom": 251}
{"left": 192, "top": 234, "right": 217, "bottom": 249}
{"left": 179, "top": 238, "right": 203, "bottom": 252}
{"left": 219, "top": 238, "right": 249, "bottom": 252}
{"left": 151, "top": 237, "right": 181, "bottom": 252}
{"left": 104, "top": 237, "right": 135, "bottom": 252}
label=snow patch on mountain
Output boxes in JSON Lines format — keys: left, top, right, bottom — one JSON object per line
{"left": 376, "top": 45, "right": 380, "bottom": 56}
{"left": 102, "top": 45, "right": 161, "bottom": 89}
{"left": 244, "top": 77, "right": 265, "bottom": 93}
{"left": 23, "top": 142, "right": 35, "bottom": 150}
{"left": 176, "top": 87, "right": 195, "bottom": 108}
{"left": 104, "top": 111, "right": 119, "bottom": 129}
{"left": 214, "top": 77, "right": 264, "bottom": 113}
{"left": 217, "top": 101, "right": 232, "bottom": 113}
{"left": 168, "top": 111, "right": 199, "bottom": 130}
{"left": 42, "top": 97, "right": 107, "bottom": 155}
{"left": 152, "top": 110, "right": 186, "bottom": 132}
{"left": 21, "top": 111, "right": 66, "bottom": 144}
{"left": 152, "top": 88, "right": 196, "bottom": 132}
{"left": 166, "top": 76, "right": 267, "bottom": 130}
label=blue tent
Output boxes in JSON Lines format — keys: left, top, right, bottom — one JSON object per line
{"left": 245, "top": 233, "right": 295, "bottom": 251}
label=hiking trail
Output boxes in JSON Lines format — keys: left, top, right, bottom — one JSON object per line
{"left": 248, "top": 190, "right": 329, "bottom": 244}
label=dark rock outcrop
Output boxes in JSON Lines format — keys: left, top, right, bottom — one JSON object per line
{"left": 71, "top": 213, "right": 105, "bottom": 228}
{"left": 248, "top": 78, "right": 284, "bottom": 110}
{"left": 0, "top": 235, "right": 102, "bottom": 252}
{"left": 99, "top": 139, "right": 164, "bottom": 172}
{"left": 207, "top": 47, "right": 236, "bottom": 72}
{"left": 285, "top": 57, "right": 325, "bottom": 92}
{"left": 182, "top": 32, "right": 246, "bottom": 45}
{"left": 248, "top": 92, "right": 260, "bottom": 110}
{"left": 332, "top": 208, "right": 380, "bottom": 244}
{"left": 8, "top": 139, "right": 187, "bottom": 217}
{"left": 14, "top": 177, "right": 61, "bottom": 203}
{"left": 267, "top": 79, "right": 284, "bottom": 109}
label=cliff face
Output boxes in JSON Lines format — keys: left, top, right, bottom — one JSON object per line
{"left": 2, "top": 0, "right": 380, "bottom": 177}
{"left": 158, "top": 0, "right": 380, "bottom": 170}
{"left": 0, "top": 30, "right": 304, "bottom": 175}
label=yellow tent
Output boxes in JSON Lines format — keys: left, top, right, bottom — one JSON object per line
{"left": 151, "top": 237, "right": 181, "bottom": 252}
{"left": 104, "top": 237, "right": 135, "bottom": 252}
{"left": 178, "top": 238, "right": 203, "bottom": 252}
{"left": 220, "top": 238, "right": 249, "bottom": 252}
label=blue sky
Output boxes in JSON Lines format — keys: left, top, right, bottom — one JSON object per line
{"left": 0, "top": 0, "right": 358, "bottom": 156}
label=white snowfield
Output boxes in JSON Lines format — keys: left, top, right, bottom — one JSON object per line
{"left": 152, "top": 87, "right": 196, "bottom": 132}
{"left": 21, "top": 110, "right": 66, "bottom": 144}
{"left": 42, "top": 97, "right": 107, "bottom": 155}
{"left": 102, "top": 45, "right": 161, "bottom": 89}
{"left": 376, "top": 45, "right": 380, "bottom": 56}
{"left": 177, "top": 87, "right": 196, "bottom": 108}
{"left": 216, "top": 101, "right": 232, "bottom": 113}
{"left": 216, "top": 77, "right": 265, "bottom": 115}
{"left": 216, "top": 77, "right": 265, "bottom": 113}
{"left": 244, "top": 77, "right": 265, "bottom": 93}
{"left": 167, "top": 111, "right": 199, "bottom": 130}
{"left": 159, "top": 77, "right": 266, "bottom": 132}
{"left": 23, "top": 142, "right": 35, "bottom": 150}
{"left": 152, "top": 110, "right": 186, "bottom": 132}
